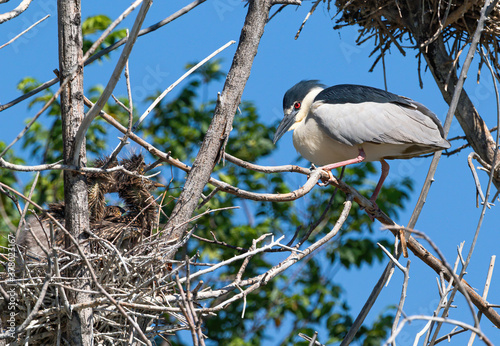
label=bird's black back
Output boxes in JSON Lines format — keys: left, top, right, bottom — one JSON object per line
{"left": 314, "top": 84, "right": 413, "bottom": 107}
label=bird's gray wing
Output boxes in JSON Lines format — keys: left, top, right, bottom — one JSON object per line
{"left": 311, "top": 85, "right": 449, "bottom": 148}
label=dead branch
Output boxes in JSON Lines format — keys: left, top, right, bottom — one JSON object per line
{"left": 0, "top": 0, "right": 209, "bottom": 113}
{"left": 0, "top": 0, "right": 33, "bottom": 24}
{"left": 386, "top": 315, "right": 493, "bottom": 346}
{"left": 72, "top": 0, "right": 152, "bottom": 165}
{"left": 0, "top": 14, "right": 50, "bottom": 49}
{"left": 162, "top": 0, "right": 278, "bottom": 243}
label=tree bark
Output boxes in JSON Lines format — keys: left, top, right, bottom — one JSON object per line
{"left": 164, "top": 0, "right": 273, "bottom": 242}
{"left": 382, "top": 5, "right": 499, "bottom": 185}
{"left": 423, "top": 37, "right": 498, "bottom": 179}
{"left": 57, "top": 1, "right": 93, "bottom": 344}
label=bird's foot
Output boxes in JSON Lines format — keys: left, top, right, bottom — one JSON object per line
{"left": 318, "top": 169, "right": 335, "bottom": 186}
{"left": 364, "top": 197, "right": 381, "bottom": 222}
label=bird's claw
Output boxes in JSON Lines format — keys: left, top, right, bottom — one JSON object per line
{"left": 363, "top": 199, "right": 380, "bottom": 222}
{"left": 317, "top": 169, "right": 334, "bottom": 186}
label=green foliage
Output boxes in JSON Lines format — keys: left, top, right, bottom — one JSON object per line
{"left": 6, "top": 16, "right": 413, "bottom": 342}
{"left": 357, "top": 310, "right": 396, "bottom": 346}
{"left": 82, "top": 15, "right": 127, "bottom": 62}
{"left": 141, "top": 61, "right": 413, "bottom": 344}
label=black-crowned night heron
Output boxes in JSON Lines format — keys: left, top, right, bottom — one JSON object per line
{"left": 273, "top": 80, "right": 450, "bottom": 204}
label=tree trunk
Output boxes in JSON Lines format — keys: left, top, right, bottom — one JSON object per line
{"left": 381, "top": 5, "right": 500, "bottom": 186}
{"left": 423, "top": 37, "right": 498, "bottom": 179}
{"left": 57, "top": 1, "right": 93, "bottom": 344}
{"left": 164, "top": 0, "right": 272, "bottom": 242}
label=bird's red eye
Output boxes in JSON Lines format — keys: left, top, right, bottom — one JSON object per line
{"left": 294, "top": 102, "right": 301, "bottom": 110}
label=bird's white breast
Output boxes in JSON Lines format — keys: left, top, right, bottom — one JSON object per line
{"left": 292, "top": 104, "right": 442, "bottom": 165}
{"left": 292, "top": 117, "right": 360, "bottom": 165}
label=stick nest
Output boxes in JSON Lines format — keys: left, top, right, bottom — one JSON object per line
{"left": 333, "top": 0, "right": 500, "bottom": 75}
{"left": 1, "top": 233, "right": 184, "bottom": 345}
{"left": 0, "top": 154, "right": 188, "bottom": 345}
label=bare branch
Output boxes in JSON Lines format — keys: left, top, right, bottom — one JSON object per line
{"left": 105, "top": 37, "right": 133, "bottom": 168}
{"left": 430, "top": 28, "right": 500, "bottom": 344}
{"left": 130, "top": 40, "right": 236, "bottom": 133}
{"left": 72, "top": 0, "right": 152, "bottom": 165}
{"left": 271, "top": 0, "right": 301, "bottom": 4}
{"left": 81, "top": 0, "right": 143, "bottom": 63}
{"left": 408, "top": 0, "right": 498, "bottom": 229}
{"left": 467, "top": 255, "right": 496, "bottom": 346}
{"left": 295, "top": 0, "right": 320, "bottom": 40}
{"left": 0, "top": 0, "right": 33, "bottom": 24}
{"left": 0, "top": 74, "right": 72, "bottom": 158}
{"left": 387, "top": 316, "right": 493, "bottom": 346}
{"left": 163, "top": 0, "right": 278, "bottom": 243}
{"left": 299, "top": 332, "right": 325, "bottom": 346}
{"left": 0, "top": 0, "right": 208, "bottom": 112}
{"left": 377, "top": 243, "right": 411, "bottom": 345}
{"left": 209, "top": 195, "right": 353, "bottom": 312}
{"left": 176, "top": 275, "right": 199, "bottom": 346}
{"left": 468, "top": 152, "right": 489, "bottom": 207}
{"left": 388, "top": 227, "right": 481, "bottom": 329}
{"left": 0, "top": 14, "right": 50, "bottom": 49}
{"left": 0, "top": 157, "right": 160, "bottom": 180}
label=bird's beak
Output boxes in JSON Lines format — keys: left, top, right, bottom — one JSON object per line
{"left": 273, "top": 111, "right": 296, "bottom": 144}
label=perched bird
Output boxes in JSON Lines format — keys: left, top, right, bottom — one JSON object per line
{"left": 273, "top": 80, "right": 450, "bottom": 203}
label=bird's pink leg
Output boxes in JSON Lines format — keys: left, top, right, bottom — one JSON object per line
{"left": 370, "top": 159, "right": 389, "bottom": 203}
{"left": 320, "top": 148, "right": 366, "bottom": 183}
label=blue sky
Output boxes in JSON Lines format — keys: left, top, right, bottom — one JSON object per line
{"left": 1, "top": 1, "right": 499, "bottom": 344}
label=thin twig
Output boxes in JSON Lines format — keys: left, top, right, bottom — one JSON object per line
{"left": 130, "top": 40, "right": 236, "bottom": 133}
{"left": 191, "top": 232, "right": 248, "bottom": 252}
{"left": 0, "top": 14, "right": 50, "bottom": 49}
{"left": 0, "top": 0, "right": 208, "bottom": 112}
{"left": 176, "top": 275, "right": 198, "bottom": 346}
{"left": 0, "top": 182, "right": 152, "bottom": 345}
{"left": 72, "top": 0, "right": 152, "bottom": 165}
{"left": 393, "top": 259, "right": 410, "bottom": 345}
{"left": 82, "top": 1, "right": 143, "bottom": 63}
{"left": 387, "top": 227, "right": 480, "bottom": 329}
{"left": 408, "top": 0, "right": 498, "bottom": 228}
{"left": 0, "top": 157, "right": 159, "bottom": 180}
{"left": 295, "top": 0, "right": 321, "bottom": 40}
{"left": 468, "top": 152, "right": 488, "bottom": 207}
{"left": 0, "top": 76, "right": 71, "bottom": 158}
{"left": 210, "top": 196, "right": 353, "bottom": 312}
{"left": 105, "top": 35, "right": 134, "bottom": 168}
{"left": 468, "top": 255, "right": 495, "bottom": 346}
{"left": 268, "top": 4, "right": 287, "bottom": 22}
{"left": 430, "top": 21, "right": 500, "bottom": 344}
{"left": 299, "top": 332, "right": 325, "bottom": 346}
{"left": 386, "top": 315, "right": 493, "bottom": 346}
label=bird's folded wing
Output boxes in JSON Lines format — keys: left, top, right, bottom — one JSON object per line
{"left": 312, "top": 100, "right": 450, "bottom": 149}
